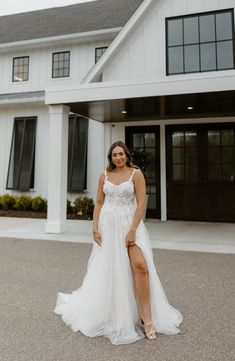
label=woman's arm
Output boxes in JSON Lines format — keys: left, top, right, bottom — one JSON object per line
{"left": 125, "top": 169, "right": 146, "bottom": 247}
{"left": 92, "top": 173, "right": 105, "bottom": 246}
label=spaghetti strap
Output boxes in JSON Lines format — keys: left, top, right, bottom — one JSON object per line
{"left": 129, "top": 168, "right": 136, "bottom": 181}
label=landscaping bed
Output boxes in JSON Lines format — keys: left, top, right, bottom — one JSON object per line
{"left": 0, "top": 194, "right": 94, "bottom": 220}
{"left": 0, "top": 210, "right": 92, "bottom": 220}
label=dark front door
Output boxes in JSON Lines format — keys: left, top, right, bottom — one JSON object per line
{"left": 126, "top": 126, "right": 161, "bottom": 219}
{"left": 166, "top": 123, "right": 235, "bottom": 222}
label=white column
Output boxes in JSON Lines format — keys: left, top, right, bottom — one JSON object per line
{"left": 104, "top": 122, "right": 112, "bottom": 155}
{"left": 160, "top": 123, "right": 167, "bottom": 221}
{"left": 45, "top": 105, "right": 70, "bottom": 233}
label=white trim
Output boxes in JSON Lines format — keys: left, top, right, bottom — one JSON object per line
{"left": 82, "top": 0, "right": 154, "bottom": 83}
{"left": 45, "top": 72, "right": 235, "bottom": 105}
{"left": 0, "top": 97, "right": 45, "bottom": 105}
{"left": 0, "top": 28, "right": 122, "bottom": 51}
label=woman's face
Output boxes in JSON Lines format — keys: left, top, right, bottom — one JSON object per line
{"left": 111, "top": 146, "right": 127, "bottom": 168}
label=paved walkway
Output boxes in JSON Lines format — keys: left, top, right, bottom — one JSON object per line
{"left": 0, "top": 237, "right": 234, "bottom": 361}
{"left": 0, "top": 217, "right": 235, "bottom": 253}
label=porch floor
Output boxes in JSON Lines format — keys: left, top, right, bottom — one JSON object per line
{"left": 0, "top": 217, "right": 234, "bottom": 253}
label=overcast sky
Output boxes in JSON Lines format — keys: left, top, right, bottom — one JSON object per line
{"left": 0, "top": 0, "right": 97, "bottom": 16}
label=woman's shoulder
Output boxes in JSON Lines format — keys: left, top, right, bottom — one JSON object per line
{"left": 131, "top": 167, "right": 142, "bottom": 174}
{"left": 132, "top": 167, "right": 144, "bottom": 182}
{"left": 98, "top": 170, "right": 107, "bottom": 181}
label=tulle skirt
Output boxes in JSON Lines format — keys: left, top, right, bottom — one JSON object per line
{"left": 54, "top": 205, "right": 183, "bottom": 345}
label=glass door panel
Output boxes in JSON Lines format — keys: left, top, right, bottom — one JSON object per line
{"left": 171, "top": 130, "right": 198, "bottom": 183}
{"left": 126, "top": 126, "right": 160, "bottom": 218}
{"left": 207, "top": 128, "right": 235, "bottom": 182}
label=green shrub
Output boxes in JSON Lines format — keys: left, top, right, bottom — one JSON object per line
{"left": 31, "top": 196, "right": 47, "bottom": 212}
{"left": 14, "top": 195, "right": 32, "bottom": 211}
{"left": 0, "top": 194, "right": 16, "bottom": 210}
{"left": 73, "top": 196, "right": 94, "bottom": 217}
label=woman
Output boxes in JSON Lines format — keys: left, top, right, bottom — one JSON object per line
{"left": 54, "top": 141, "right": 183, "bottom": 345}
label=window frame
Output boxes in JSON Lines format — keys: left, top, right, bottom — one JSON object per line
{"left": 6, "top": 117, "right": 37, "bottom": 191}
{"left": 95, "top": 47, "right": 108, "bottom": 63}
{"left": 52, "top": 51, "right": 70, "bottom": 78}
{"left": 12, "top": 56, "right": 30, "bottom": 82}
{"left": 166, "top": 8, "right": 235, "bottom": 75}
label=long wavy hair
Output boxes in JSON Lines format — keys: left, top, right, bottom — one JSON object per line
{"left": 106, "top": 141, "right": 136, "bottom": 171}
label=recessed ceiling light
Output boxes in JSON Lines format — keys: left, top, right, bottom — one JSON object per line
{"left": 121, "top": 110, "right": 127, "bottom": 114}
{"left": 187, "top": 106, "right": 194, "bottom": 110}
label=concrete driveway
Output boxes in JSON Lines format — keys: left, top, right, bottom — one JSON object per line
{"left": 0, "top": 237, "right": 234, "bottom": 361}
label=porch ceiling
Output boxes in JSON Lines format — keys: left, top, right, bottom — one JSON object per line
{"left": 67, "top": 90, "right": 235, "bottom": 123}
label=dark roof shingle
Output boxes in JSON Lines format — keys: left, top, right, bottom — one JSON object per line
{"left": 0, "top": 0, "right": 144, "bottom": 44}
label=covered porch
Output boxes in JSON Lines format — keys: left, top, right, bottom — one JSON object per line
{"left": 44, "top": 74, "right": 235, "bottom": 233}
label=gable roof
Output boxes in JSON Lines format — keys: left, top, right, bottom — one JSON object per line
{"left": 0, "top": 0, "right": 144, "bottom": 44}
{"left": 82, "top": 0, "right": 153, "bottom": 83}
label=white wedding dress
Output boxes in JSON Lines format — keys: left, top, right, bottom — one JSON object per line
{"left": 54, "top": 169, "right": 183, "bottom": 345}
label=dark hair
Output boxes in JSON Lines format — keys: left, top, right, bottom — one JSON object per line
{"left": 106, "top": 141, "right": 136, "bottom": 171}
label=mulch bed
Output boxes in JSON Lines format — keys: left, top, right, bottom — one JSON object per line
{"left": 0, "top": 210, "right": 92, "bottom": 220}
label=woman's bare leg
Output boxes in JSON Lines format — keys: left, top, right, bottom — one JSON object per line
{"left": 128, "top": 245, "right": 153, "bottom": 333}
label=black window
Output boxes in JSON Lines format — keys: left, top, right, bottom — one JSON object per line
{"left": 12, "top": 56, "right": 29, "bottom": 82}
{"left": 166, "top": 9, "right": 235, "bottom": 75}
{"left": 52, "top": 51, "right": 70, "bottom": 78}
{"left": 68, "top": 115, "right": 88, "bottom": 192}
{"left": 171, "top": 130, "right": 198, "bottom": 182}
{"left": 6, "top": 117, "right": 37, "bottom": 191}
{"left": 207, "top": 129, "right": 235, "bottom": 182}
{"left": 95, "top": 47, "right": 108, "bottom": 63}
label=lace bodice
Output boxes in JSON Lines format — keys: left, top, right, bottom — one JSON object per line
{"left": 103, "top": 170, "right": 136, "bottom": 207}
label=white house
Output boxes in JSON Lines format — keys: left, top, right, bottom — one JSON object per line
{"left": 0, "top": 0, "right": 235, "bottom": 233}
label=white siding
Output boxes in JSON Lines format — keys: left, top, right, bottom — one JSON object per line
{"left": 0, "top": 39, "right": 112, "bottom": 94}
{"left": 0, "top": 104, "right": 105, "bottom": 201}
{"left": 103, "top": 0, "right": 235, "bottom": 83}
{"left": 0, "top": 36, "right": 112, "bottom": 200}
{"left": 0, "top": 104, "right": 49, "bottom": 196}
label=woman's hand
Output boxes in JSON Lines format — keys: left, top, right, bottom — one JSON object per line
{"left": 125, "top": 228, "right": 136, "bottom": 248}
{"left": 93, "top": 230, "right": 102, "bottom": 246}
